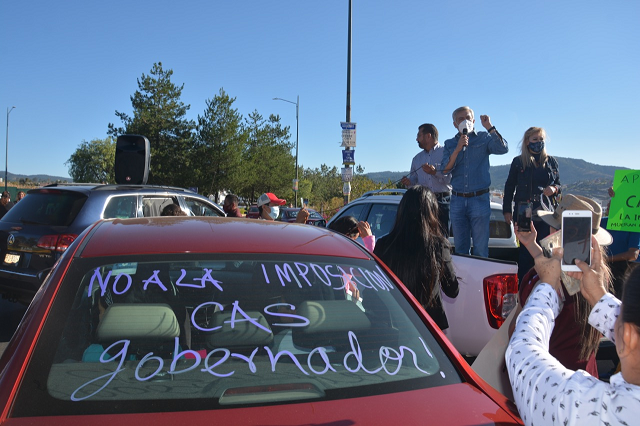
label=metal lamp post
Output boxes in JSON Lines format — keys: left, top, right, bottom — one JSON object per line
{"left": 5, "top": 106, "right": 15, "bottom": 192}
{"left": 272, "top": 96, "right": 299, "bottom": 208}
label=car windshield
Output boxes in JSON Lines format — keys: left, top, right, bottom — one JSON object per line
{"left": 2, "top": 190, "right": 87, "bottom": 226}
{"left": 18, "top": 253, "right": 461, "bottom": 416}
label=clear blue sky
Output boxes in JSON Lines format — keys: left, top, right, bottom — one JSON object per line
{"left": 1, "top": 0, "right": 638, "bottom": 179}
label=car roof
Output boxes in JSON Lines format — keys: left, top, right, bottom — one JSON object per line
{"left": 350, "top": 190, "right": 503, "bottom": 208}
{"left": 78, "top": 217, "right": 368, "bottom": 259}
{"left": 33, "top": 183, "right": 201, "bottom": 194}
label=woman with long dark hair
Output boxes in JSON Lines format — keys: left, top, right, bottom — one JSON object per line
{"left": 373, "top": 186, "right": 459, "bottom": 329}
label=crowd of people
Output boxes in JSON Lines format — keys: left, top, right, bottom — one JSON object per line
{"left": 395, "top": 105, "right": 639, "bottom": 423}
{"left": 0, "top": 190, "right": 25, "bottom": 219}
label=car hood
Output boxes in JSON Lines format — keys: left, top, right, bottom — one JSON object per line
{"left": 2, "top": 383, "right": 521, "bottom": 425}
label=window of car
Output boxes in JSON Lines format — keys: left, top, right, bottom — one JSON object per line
{"left": 183, "top": 197, "right": 223, "bottom": 217}
{"left": 335, "top": 202, "right": 370, "bottom": 222}
{"left": 142, "top": 196, "right": 179, "bottom": 217}
{"left": 2, "top": 190, "right": 87, "bottom": 226}
{"left": 15, "top": 253, "right": 461, "bottom": 416}
{"left": 103, "top": 195, "right": 138, "bottom": 219}
{"left": 364, "top": 203, "right": 398, "bottom": 239}
{"left": 449, "top": 207, "right": 513, "bottom": 239}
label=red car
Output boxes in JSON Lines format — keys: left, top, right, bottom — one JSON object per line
{"left": 277, "top": 207, "right": 327, "bottom": 227}
{"left": 245, "top": 204, "right": 260, "bottom": 219}
{"left": 0, "top": 217, "right": 521, "bottom": 425}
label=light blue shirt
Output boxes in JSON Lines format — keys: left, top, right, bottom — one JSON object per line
{"left": 407, "top": 144, "right": 452, "bottom": 193}
{"left": 441, "top": 130, "right": 508, "bottom": 192}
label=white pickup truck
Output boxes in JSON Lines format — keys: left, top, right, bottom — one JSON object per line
{"left": 328, "top": 189, "right": 520, "bottom": 357}
{"left": 442, "top": 255, "right": 518, "bottom": 356}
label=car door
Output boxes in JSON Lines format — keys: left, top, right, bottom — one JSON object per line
{"left": 181, "top": 196, "right": 224, "bottom": 217}
{"left": 141, "top": 195, "right": 180, "bottom": 217}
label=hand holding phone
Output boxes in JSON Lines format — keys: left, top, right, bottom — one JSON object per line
{"left": 517, "top": 201, "right": 532, "bottom": 232}
{"left": 561, "top": 210, "right": 592, "bottom": 272}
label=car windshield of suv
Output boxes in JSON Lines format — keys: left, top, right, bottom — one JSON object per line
{"left": 16, "top": 254, "right": 461, "bottom": 416}
{"left": 2, "top": 190, "right": 87, "bottom": 226}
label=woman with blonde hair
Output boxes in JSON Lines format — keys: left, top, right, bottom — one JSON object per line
{"left": 503, "top": 126, "right": 561, "bottom": 282}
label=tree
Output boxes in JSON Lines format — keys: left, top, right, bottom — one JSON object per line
{"left": 108, "top": 62, "right": 195, "bottom": 187}
{"left": 65, "top": 137, "right": 116, "bottom": 183}
{"left": 350, "top": 165, "right": 379, "bottom": 198}
{"left": 238, "top": 111, "right": 295, "bottom": 202}
{"left": 302, "top": 164, "right": 342, "bottom": 213}
{"left": 192, "top": 89, "right": 245, "bottom": 199}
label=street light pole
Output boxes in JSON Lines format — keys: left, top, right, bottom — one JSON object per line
{"left": 272, "top": 96, "right": 299, "bottom": 208}
{"left": 5, "top": 106, "right": 15, "bottom": 193}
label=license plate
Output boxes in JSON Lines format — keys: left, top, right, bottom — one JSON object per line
{"left": 4, "top": 253, "right": 20, "bottom": 265}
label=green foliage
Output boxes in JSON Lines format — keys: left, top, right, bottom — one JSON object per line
{"left": 107, "top": 62, "right": 195, "bottom": 187}
{"left": 65, "top": 137, "right": 116, "bottom": 183}
{"left": 238, "top": 111, "right": 295, "bottom": 202}
{"left": 192, "top": 89, "right": 245, "bottom": 197}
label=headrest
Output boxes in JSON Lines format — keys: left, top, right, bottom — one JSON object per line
{"left": 97, "top": 303, "right": 180, "bottom": 342}
{"left": 206, "top": 311, "right": 273, "bottom": 349}
{"left": 297, "top": 300, "right": 370, "bottom": 334}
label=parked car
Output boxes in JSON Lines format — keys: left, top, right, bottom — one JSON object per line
{"left": 329, "top": 189, "right": 518, "bottom": 260}
{"left": 278, "top": 207, "right": 326, "bottom": 227}
{"left": 0, "top": 183, "right": 224, "bottom": 304}
{"left": 0, "top": 217, "right": 521, "bottom": 425}
{"left": 328, "top": 189, "right": 519, "bottom": 357}
{"left": 245, "top": 204, "right": 260, "bottom": 219}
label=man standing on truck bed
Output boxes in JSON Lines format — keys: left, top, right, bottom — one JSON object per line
{"left": 401, "top": 123, "right": 452, "bottom": 237}
{"left": 442, "top": 106, "right": 508, "bottom": 258}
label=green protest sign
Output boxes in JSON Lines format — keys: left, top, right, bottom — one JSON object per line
{"left": 606, "top": 170, "right": 640, "bottom": 232}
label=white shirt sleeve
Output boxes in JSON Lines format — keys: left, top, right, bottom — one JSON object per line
{"left": 505, "top": 283, "right": 640, "bottom": 426}
{"left": 588, "top": 292, "right": 621, "bottom": 343}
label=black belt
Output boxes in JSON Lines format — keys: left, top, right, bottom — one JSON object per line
{"left": 452, "top": 188, "right": 489, "bottom": 198}
{"left": 434, "top": 192, "right": 451, "bottom": 201}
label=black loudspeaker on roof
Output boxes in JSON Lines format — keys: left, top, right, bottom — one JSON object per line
{"left": 114, "top": 135, "right": 150, "bottom": 185}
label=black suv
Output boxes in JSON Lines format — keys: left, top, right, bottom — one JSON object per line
{"left": 0, "top": 184, "right": 224, "bottom": 304}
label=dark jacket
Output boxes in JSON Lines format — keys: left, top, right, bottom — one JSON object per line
{"left": 503, "top": 155, "right": 561, "bottom": 218}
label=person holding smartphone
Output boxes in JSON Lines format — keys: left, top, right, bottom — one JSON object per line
{"left": 512, "top": 194, "right": 613, "bottom": 377}
{"left": 503, "top": 126, "right": 561, "bottom": 283}
{"left": 506, "top": 237, "right": 640, "bottom": 426}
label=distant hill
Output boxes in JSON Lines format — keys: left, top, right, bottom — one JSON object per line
{"left": 1, "top": 171, "right": 72, "bottom": 185}
{"left": 367, "top": 157, "right": 629, "bottom": 203}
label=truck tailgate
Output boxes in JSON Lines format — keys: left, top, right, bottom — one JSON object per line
{"left": 441, "top": 254, "right": 518, "bottom": 357}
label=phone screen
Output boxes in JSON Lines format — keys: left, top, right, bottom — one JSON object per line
{"left": 562, "top": 216, "right": 591, "bottom": 266}
{"left": 517, "top": 202, "right": 532, "bottom": 232}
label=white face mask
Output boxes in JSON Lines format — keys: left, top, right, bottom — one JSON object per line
{"left": 268, "top": 206, "right": 280, "bottom": 220}
{"left": 458, "top": 119, "right": 474, "bottom": 134}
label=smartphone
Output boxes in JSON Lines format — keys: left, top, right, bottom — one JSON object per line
{"left": 561, "top": 210, "right": 592, "bottom": 271}
{"left": 516, "top": 201, "right": 532, "bottom": 232}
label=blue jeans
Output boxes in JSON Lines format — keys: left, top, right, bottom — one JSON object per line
{"left": 450, "top": 192, "right": 490, "bottom": 257}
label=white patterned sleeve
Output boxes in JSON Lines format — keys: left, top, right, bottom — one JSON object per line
{"left": 588, "top": 293, "right": 621, "bottom": 343}
{"left": 506, "top": 283, "right": 594, "bottom": 425}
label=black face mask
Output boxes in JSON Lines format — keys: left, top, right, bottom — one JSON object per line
{"left": 528, "top": 141, "right": 545, "bottom": 154}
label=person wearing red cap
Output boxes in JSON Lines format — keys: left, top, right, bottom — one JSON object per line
{"left": 257, "top": 192, "right": 287, "bottom": 221}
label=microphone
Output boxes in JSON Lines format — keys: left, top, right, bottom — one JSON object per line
{"left": 462, "top": 128, "right": 468, "bottom": 151}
